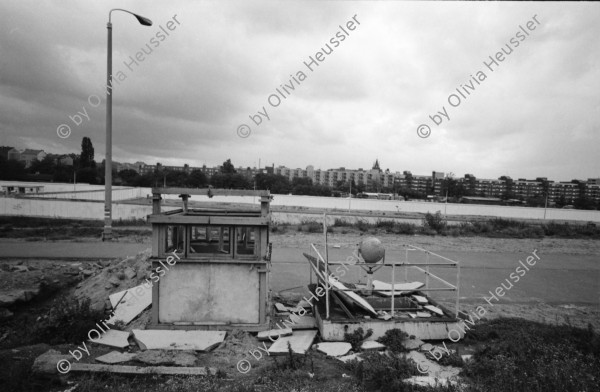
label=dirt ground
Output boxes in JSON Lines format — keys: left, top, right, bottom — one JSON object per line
{"left": 0, "top": 223, "right": 598, "bottom": 391}
{"left": 271, "top": 227, "right": 600, "bottom": 255}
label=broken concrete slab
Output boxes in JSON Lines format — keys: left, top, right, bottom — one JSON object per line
{"left": 274, "top": 303, "right": 289, "bottom": 312}
{"left": 107, "top": 284, "right": 152, "bottom": 325}
{"left": 361, "top": 341, "right": 386, "bottom": 351}
{"left": 123, "top": 267, "right": 137, "bottom": 280}
{"left": 420, "top": 343, "right": 434, "bottom": 352}
{"left": 403, "top": 376, "right": 457, "bottom": 388}
{"left": 32, "top": 349, "right": 71, "bottom": 375}
{"left": 132, "top": 330, "right": 226, "bottom": 351}
{"left": 314, "top": 342, "right": 352, "bottom": 357}
{"left": 0, "top": 287, "right": 41, "bottom": 307}
{"left": 287, "top": 315, "right": 317, "bottom": 330}
{"left": 337, "top": 353, "right": 363, "bottom": 363}
{"left": 377, "top": 312, "right": 392, "bottom": 321}
{"left": 95, "top": 351, "right": 137, "bottom": 364}
{"left": 257, "top": 328, "right": 292, "bottom": 341}
{"left": 402, "top": 338, "right": 425, "bottom": 351}
{"left": 92, "top": 330, "right": 131, "bottom": 349}
{"left": 70, "top": 363, "right": 217, "bottom": 376}
{"left": 411, "top": 295, "right": 428, "bottom": 304}
{"left": 405, "top": 351, "right": 441, "bottom": 374}
{"left": 268, "top": 330, "right": 318, "bottom": 356}
{"left": 424, "top": 305, "right": 444, "bottom": 316}
{"left": 11, "top": 265, "right": 29, "bottom": 273}
{"left": 416, "top": 311, "right": 431, "bottom": 318}
{"left": 134, "top": 350, "right": 197, "bottom": 367}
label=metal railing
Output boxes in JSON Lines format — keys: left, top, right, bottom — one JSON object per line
{"left": 309, "top": 242, "right": 460, "bottom": 320}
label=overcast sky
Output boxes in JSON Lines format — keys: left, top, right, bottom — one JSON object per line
{"left": 0, "top": 0, "right": 598, "bottom": 182}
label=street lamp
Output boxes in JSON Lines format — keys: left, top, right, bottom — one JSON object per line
{"left": 444, "top": 172, "right": 454, "bottom": 217}
{"left": 103, "top": 9, "right": 152, "bottom": 241}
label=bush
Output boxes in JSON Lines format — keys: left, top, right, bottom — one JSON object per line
{"left": 300, "top": 220, "right": 322, "bottom": 233}
{"left": 422, "top": 211, "right": 446, "bottom": 233}
{"left": 344, "top": 327, "right": 373, "bottom": 351}
{"left": 356, "top": 220, "right": 374, "bottom": 232}
{"left": 32, "top": 297, "right": 107, "bottom": 345}
{"left": 376, "top": 219, "right": 396, "bottom": 230}
{"left": 377, "top": 329, "right": 410, "bottom": 353}
{"left": 346, "top": 351, "right": 421, "bottom": 392}
{"left": 393, "top": 222, "right": 416, "bottom": 235}
{"left": 271, "top": 224, "right": 287, "bottom": 233}
{"left": 333, "top": 218, "right": 352, "bottom": 227}
{"left": 490, "top": 217, "right": 527, "bottom": 230}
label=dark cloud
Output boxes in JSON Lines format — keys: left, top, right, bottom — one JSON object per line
{"left": 0, "top": 1, "right": 598, "bottom": 181}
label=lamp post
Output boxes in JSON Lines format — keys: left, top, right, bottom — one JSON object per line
{"left": 444, "top": 172, "right": 454, "bottom": 217}
{"left": 103, "top": 9, "right": 152, "bottom": 241}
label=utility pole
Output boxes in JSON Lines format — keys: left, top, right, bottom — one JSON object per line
{"left": 348, "top": 181, "right": 352, "bottom": 212}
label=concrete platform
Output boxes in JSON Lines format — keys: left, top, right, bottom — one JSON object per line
{"left": 311, "top": 286, "right": 465, "bottom": 341}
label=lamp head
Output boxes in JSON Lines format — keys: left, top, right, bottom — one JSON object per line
{"left": 133, "top": 14, "right": 153, "bottom": 26}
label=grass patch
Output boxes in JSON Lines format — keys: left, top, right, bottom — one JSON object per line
{"left": 461, "top": 318, "right": 600, "bottom": 392}
{"left": 345, "top": 351, "right": 424, "bottom": 391}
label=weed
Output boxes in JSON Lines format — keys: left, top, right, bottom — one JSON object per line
{"left": 346, "top": 351, "right": 420, "bottom": 391}
{"left": 344, "top": 327, "right": 373, "bottom": 351}
{"left": 333, "top": 218, "right": 352, "bottom": 227}
{"left": 461, "top": 318, "right": 600, "bottom": 392}
{"left": 377, "top": 329, "right": 410, "bottom": 353}
{"left": 30, "top": 296, "right": 106, "bottom": 345}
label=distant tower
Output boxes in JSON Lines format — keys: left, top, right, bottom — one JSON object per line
{"left": 372, "top": 159, "right": 381, "bottom": 171}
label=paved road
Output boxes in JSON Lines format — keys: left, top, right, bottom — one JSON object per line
{"left": 1, "top": 240, "right": 597, "bottom": 306}
{"left": 270, "top": 248, "right": 600, "bottom": 306}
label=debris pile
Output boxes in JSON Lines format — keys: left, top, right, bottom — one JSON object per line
{"left": 74, "top": 249, "right": 152, "bottom": 313}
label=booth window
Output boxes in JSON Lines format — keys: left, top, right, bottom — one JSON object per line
{"left": 189, "top": 225, "right": 231, "bottom": 255}
{"left": 236, "top": 227, "right": 257, "bottom": 256}
{"left": 165, "top": 225, "right": 185, "bottom": 254}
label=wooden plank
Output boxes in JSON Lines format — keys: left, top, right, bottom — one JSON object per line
{"left": 268, "top": 330, "right": 318, "bottom": 356}
{"left": 152, "top": 188, "right": 270, "bottom": 197}
{"left": 70, "top": 363, "right": 217, "bottom": 376}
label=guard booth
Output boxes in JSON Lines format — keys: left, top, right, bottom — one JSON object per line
{"left": 148, "top": 188, "right": 272, "bottom": 331}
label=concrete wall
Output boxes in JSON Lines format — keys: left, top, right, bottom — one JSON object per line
{"left": 33, "top": 187, "right": 143, "bottom": 201}
{"left": 1, "top": 185, "right": 599, "bottom": 223}
{"left": 160, "top": 194, "right": 600, "bottom": 223}
{"left": 0, "top": 197, "right": 172, "bottom": 221}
